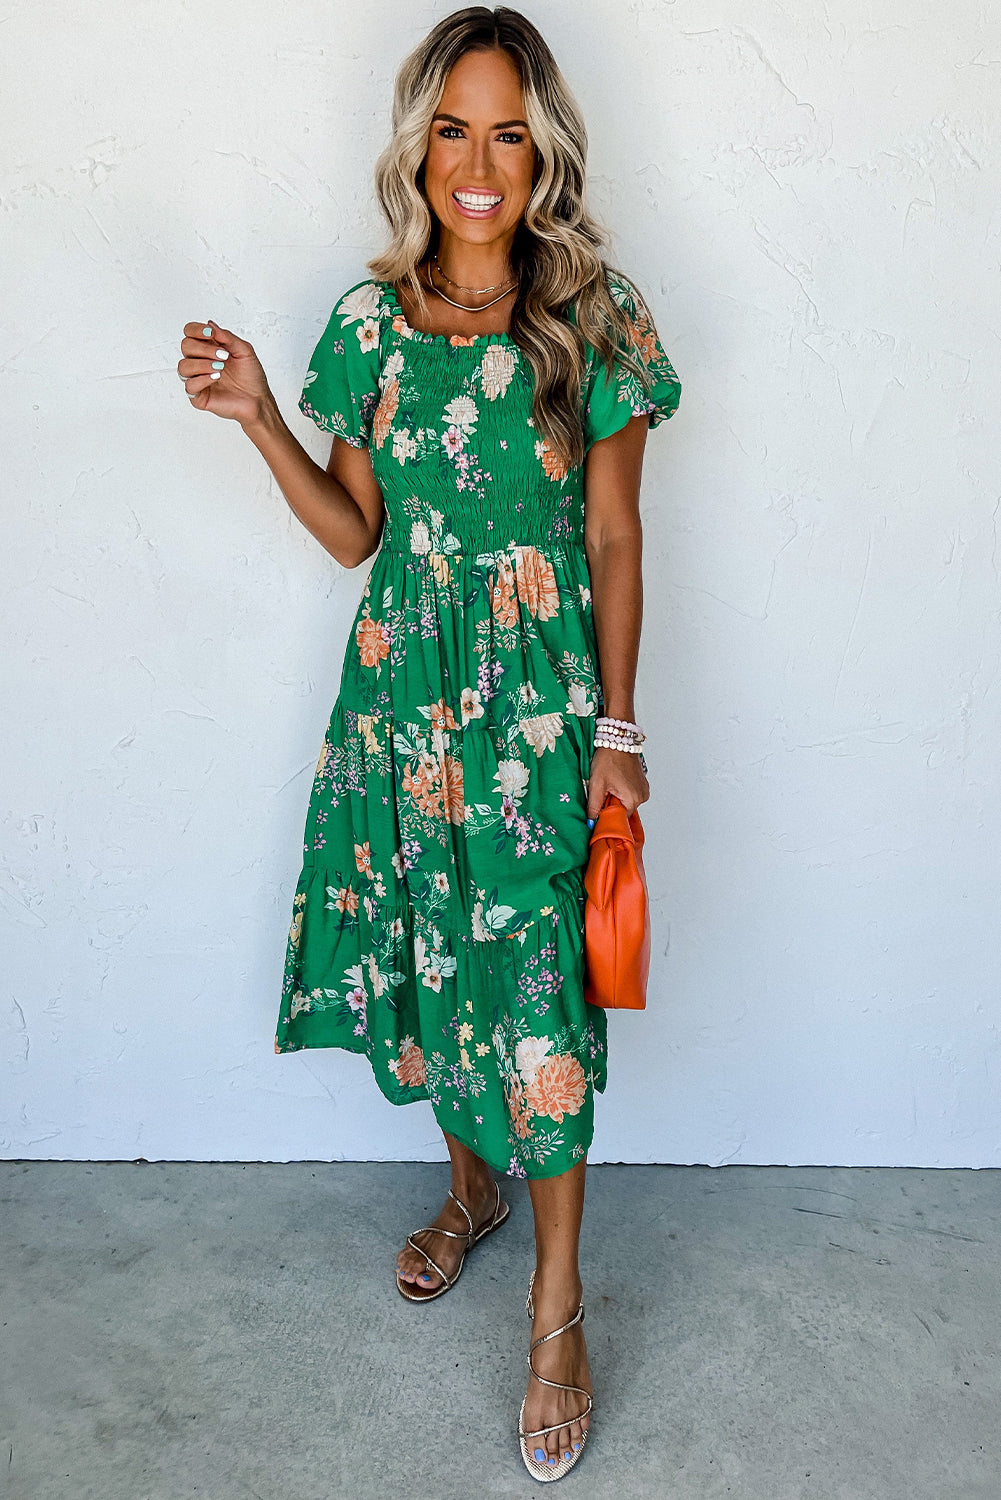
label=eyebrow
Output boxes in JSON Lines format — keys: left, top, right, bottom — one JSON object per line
{"left": 432, "top": 112, "right": 529, "bottom": 129}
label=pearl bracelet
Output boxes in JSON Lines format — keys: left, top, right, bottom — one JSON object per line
{"left": 594, "top": 729, "right": 646, "bottom": 747}
{"left": 600, "top": 714, "right": 645, "bottom": 738}
{"left": 594, "top": 736, "right": 644, "bottom": 753}
{"left": 596, "top": 714, "right": 644, "bottom": 737}
{"left": 595, "top": 714, "right": 646, "bottom": 750}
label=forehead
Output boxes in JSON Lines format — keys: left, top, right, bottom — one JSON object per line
{"left": 438, "top": 47, "right": 525, "bottom": 114}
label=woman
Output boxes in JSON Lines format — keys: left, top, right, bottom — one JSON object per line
{"left": 177, "top": 6, "right": 680, "bottom": 1480}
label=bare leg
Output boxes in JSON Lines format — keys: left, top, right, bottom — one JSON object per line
{"left": 396, "top": 1130, "right": 500, "bottom": 1293}
{"left": 520, "top": 1158, "right": 593, "bottom": 1469}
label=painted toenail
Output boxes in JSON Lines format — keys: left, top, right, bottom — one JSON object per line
{"left": 534, "top": 1449, "right": 546, "bottom": 1462}
{"left": 564, "top": 1450, "right": 572, "bottom": 1459}
{"left": 547, "top": 1456, "right": 556, "bottom": 1464}
{"left": 573, "top": 1441, "right": 581, "bottom": 1449}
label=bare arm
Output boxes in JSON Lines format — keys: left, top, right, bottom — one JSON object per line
{"left": 178, "top": 318, "right": 385, "bottom": 569}
{"left": 582, "top": 413, "right": 652, "bottom": 819}
{"left": 242, "top": 399, "right": 385, "bottom": 569}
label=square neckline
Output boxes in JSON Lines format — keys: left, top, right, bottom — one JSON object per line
{"left": 381, "top": 279, "right": 515, "bottom": 348}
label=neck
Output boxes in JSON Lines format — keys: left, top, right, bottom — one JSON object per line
{"left": 432, "top": 233, "right": 516, "bottom": 292}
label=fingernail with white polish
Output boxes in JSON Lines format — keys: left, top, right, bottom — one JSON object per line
{"left": 215, "top": 349, "right": 228, "bottom": 359}
{"left": 210, "top": 371, "right": 221, "bottom": 380}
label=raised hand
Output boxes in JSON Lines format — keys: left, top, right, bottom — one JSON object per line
{"left": 177, "top": 320, "right": 274, "bottom": 426}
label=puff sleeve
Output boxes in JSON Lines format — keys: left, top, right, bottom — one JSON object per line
{"left": 582, "top": 272, "right": 681, "bottom": 452}
{"left": 297, "top": 279, "right": 385, "bottom": 447}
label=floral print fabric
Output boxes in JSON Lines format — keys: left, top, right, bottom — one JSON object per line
{"left": 277, "top": 273, "right": 680, "bottom": 1178}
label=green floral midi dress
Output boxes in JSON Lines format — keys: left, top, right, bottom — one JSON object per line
{"left": 276, "top": 271, "right": 681, "bottom": 1178}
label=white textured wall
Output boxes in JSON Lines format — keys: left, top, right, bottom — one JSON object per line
{"left": 3, "top": 2, "right": 999, "bottom": 1166}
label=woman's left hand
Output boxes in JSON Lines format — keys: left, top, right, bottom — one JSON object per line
{"left": 585, "top": 746, "right": 650, "bottom": 823}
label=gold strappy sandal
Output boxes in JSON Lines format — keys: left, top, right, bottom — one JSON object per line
{"left": 395, "top": 1181, "right": 510, "bottom": 1303}
{"left": 518, "top": 1269, "right": 593, "bottom": 1481}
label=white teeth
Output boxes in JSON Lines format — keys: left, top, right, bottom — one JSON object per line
{"left": 454, "top": 192, "right": 502, "bottom": 209}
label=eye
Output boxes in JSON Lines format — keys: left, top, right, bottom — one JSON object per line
{"left": 435, "top": 126, "right": 526, "bottom": 144}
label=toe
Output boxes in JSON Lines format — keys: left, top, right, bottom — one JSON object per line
{"left": 397, "top": 1233, "right": 439, "bottom": 1289}
{"left": 545, "top": 1432, "right": 561, "bottom": 1466}
{"left": 406, "top": 1257, "right": 439, "bottom": 1291}
{"left": 397, "top": 1249, "right": 439, "bottom": 1290}
{"left": 556, "top": 1422, "right": 573, "bottom": 1462}
{"left": 396, "top": 1250, "right": 419, "bottom": 1283}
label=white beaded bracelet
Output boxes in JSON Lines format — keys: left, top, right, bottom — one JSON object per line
{"left": 594, "top": 736, "right": 644, "bottom": 753}
{"left": 596, "top": 715, "right": 644, "bottom": 737}
{"left": 595, "top": 714, "right": 646, "bottom": 749}
{"left": 595, "top": 730, "right": 646, "bottom": 748}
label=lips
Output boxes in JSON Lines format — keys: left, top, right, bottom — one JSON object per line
{"left": 452, "top": 190, "right": 504, "bottom": 216}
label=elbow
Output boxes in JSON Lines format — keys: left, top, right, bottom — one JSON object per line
{"left": 584, "top": 522, "right": 643, "bottom": 559}
{"left": 336, "top": 528, "right": 384, "bottom": 570}
{"left": 333, "top": 544, "right": 370, "bottom": 570}
{"left": 346, "top": 548, "right": 379, "bottom": 570}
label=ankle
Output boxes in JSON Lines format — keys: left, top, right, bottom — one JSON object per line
{"left": 531, "top": 1264, "right": 584, "bottom": 1309}
{"left": 450, "top": 1172, "right": 495, "bottom": 1207}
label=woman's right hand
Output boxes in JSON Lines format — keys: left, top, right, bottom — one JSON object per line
{"left": 177, "top": 320, "right": 273, "bottom": 427}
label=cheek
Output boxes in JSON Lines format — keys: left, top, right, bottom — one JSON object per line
{"left": 511, "top": 154, "right": 536, "bottom": 195}
{"left": 422, "top": 145, "right": 452, "bottom": 191}
{"left": 507, "top": 177, "right": 533, "bottom": 210}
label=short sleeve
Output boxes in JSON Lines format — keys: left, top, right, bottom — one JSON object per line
{"left": 298, "top": 279, "right": 385, "bottom": 447}
{"left": 582, "top": 272, "right": 681, "bottom": 452}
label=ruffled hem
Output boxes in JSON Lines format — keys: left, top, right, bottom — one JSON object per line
{"left": 277, "top": 861, "right": 600, "bottom": 1063}
{"left": 276, "top": 860, "right": 607, "bottom": 1178}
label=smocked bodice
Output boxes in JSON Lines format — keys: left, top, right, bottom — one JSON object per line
{"left": 297, "top": 277, "right": 681, "bottom": 557}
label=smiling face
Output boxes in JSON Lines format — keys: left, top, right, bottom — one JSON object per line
{"left": 422, "top": 47, "right": 536, "bottom": 266}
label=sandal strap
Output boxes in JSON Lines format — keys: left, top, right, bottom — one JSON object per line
{"left": 443, "top": 1181, "right": 504, "bottom": 1246}
{"left": 529, "top": 1302, "right": 585, "bottom": 1352}
{"left": 526, "top": 1363, "right": 592, "bottom": 1401}
{"left": 481, "top": 1180, "right": 503, "bottom": 1232}
{"left": 519, "top": 1395, "right": 593, "bottom": 1442}
{"left": 519, "top": 1269, "right": 592, "bottom": 1445}
{"left": 404, "top": 1235, "right": 455, "bottom": 1288}
{"left": 407, "top": 1222, "right": 471, "bottom": 1245}
{"left": 523, "top": 1295, "right": 590, "bottom": 1415}
{"left": 403, "top": 1182, "right": 505, "bottom": 1290}
{"left": 527, "top": 1329, "right": 589, "bottom": 1398}
{"left": 445, "top": 1187, "right": 476, "bottom": 1246}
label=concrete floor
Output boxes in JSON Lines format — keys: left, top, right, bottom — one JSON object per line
{"left": 1, "top": 1162, "right": 998, "bottom": 1499}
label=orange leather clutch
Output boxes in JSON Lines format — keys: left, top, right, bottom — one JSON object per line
{"left": 583, "top": 793, "right": 651, "bottom": 1010}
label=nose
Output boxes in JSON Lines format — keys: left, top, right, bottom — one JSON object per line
{"left": 468, "top": 134, "right": 493, "bottom": 177}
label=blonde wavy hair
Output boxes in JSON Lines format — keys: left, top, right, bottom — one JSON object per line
{"left": 367, "top": 5, "right": 662, "bottom": 471}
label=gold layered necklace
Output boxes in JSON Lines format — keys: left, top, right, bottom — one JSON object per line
{"left": 428, "top": 252, "right": 517, "bottom": 312}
